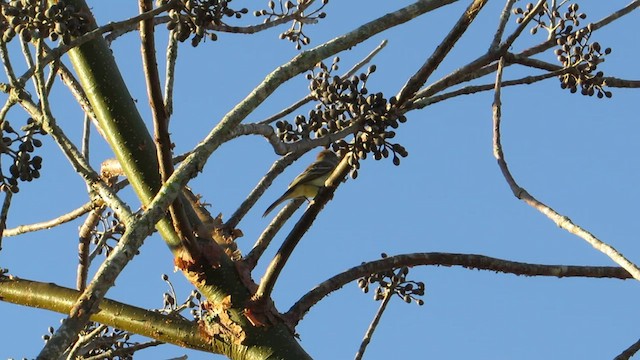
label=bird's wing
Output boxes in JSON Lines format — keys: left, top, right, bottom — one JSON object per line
{"left": 288, "top": 160, "right": 335, "bottom": 189}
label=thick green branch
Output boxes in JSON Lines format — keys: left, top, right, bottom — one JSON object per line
{"left": 0, "top": 276, "right": 211, "bottom": 353}
{"left": 39, "top": 1, "right": 458, "bottom": 358}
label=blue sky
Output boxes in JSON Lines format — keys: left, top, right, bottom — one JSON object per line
{"left": 1, "top": 1, "right": 639, "bottom": 359}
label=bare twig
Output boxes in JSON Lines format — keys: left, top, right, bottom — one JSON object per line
{"left": 344, "top": 39, "right": 389, "bottom": 79}
{"left": 81, "top": 114, "right": 91, "bottom": 160}
{"left": 65, "top": 324, "right": 108, "bottom": 360}
{"left": 0, "top": 42, "right": 18, "bottom": 85}
{"left": 411, "top": 52, "right": 496, "bottom": 102}
{"left": 491, "top": 57, "right": 640, "bottom": 281}
{"left": 140, "top": 0, "right": 172, "bottom": 176}
{"left": 82, "top": 340, "right": 163, "bottom": 360}
{"left": 354, "top": 286, "right": 393, "bottom": 360}
{"left": 604, "top": 78, "right": 640, "bottom": 88}
{"left": 0, "top": 96, "right": 15, "bottom": 121}
{"left": 139, "top": 0, "right": 196, "bottom": 252}
{"left": 0, "top": 191, "right": 12, "bottom": 251}
{"left": 88, "top": 230, "right": 112, "bottom": 263}
{"left": 43, "top": 60, "right": 58, "bottom": 96}
{"left": 507, "top": 53, "right": 640, "bottom": 88}
{"left": 105, "top": 16, "right": 171, "bottom": 44}
{"left": 412, "top": 67, "right": 567, "bottom": 109}
{"left": 489, "top": 0, "right": 518, "bottom": 50}
{"left": 499, "top": 0, "right": 545, "bottom": 52}
{"left": 56, "top": 59, "right": 99, "bottom": 127}
{"left": 77, "top": 206, "right": 106, "bottom": 291}
{"left": 614, "top": 337, "right": 640, "bottom": 360}
{"left": 14, "top": 90, "right": 135, "bottom": 227}
{"left": 285, "top": 252, "right": 632, "bottom": 326}
{"left": 38, "top": 189, "right": 181, "bottom": 358}
{"left": 164, "top": 31, "right": 178, "bottom": 118}
{"left": 19, "top": 38, "right": 35, "bottom": 88}
{"left": 244, "top": 198, "right": 305, "bottom": 269}
{"left": 396, "top": 0, "right": 489, "bottom": 105}
{"left": 3, "top": 201, "right": 97, "bottom": 237}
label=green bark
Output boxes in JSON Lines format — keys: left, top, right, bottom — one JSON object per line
{"left": 62, "top": 1, "right": 311, "bottom": 358}
{"left": 0, "top": 277, "right": 211, "bottom": 352}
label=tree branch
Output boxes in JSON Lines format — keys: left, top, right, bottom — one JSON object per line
{"left": 396, "top": 0, "right": 489, "bottom": 105}
{"left": 285, "top": 252, "right": 632, "bottom": 326}
{"left": 252, "top": 151, "right": 351, "bottom": 304}
{"left": 3, "top": 200, "right": 97, "bottom": 237}
{"left": 615, "top": 337, "right": 640, "bottom": 360}
{"left": 226, "top": 151, "right": 301, "bottom": 231}
{"left": 491, "top": 57, "right": 640, "bottom": 282}
{"left": 0, "top": 191, "right": 12, "bottom": 251}
{"left": 411, "top": 1, "right": 640, "bottom": 107}
{"left": 354, "top": 284, "right": 393, "bottom": 360}
{"left": 498, "top": 0, "right": 544, "bottom": 53}
{"left": 489, "top": 0, "right": 518, "bottom": 50}
{"left": 519, "top": 0, "right": 640, "bottom": 58}
{"left": 412, "top": 67, "right": 567, "bottom": 109}
{"left": 13, "top": 93, "right": 135, "bottom": 227}
{"left": 244, "top": 198, "right": 305, "bottom": 270}
{"left": 139, "top": 0, "right": 197, "bottom": 253}
{"left": 82, "top": 340, "right": 163, "bottom": 360}
{"left": 18, "top": 1, "right": 178, "bottom": 84}
{"left": 0, "top": 275, "right": 211, "bottom": 353}
{"left": 37, "top": 1, "right": 483, "bottom": 357}
{"left": 259, "top": 39, "right": 389, "bottom": 125}
{"left": 0, "top": 41, "right": 18, "bottom": 85}
{"left": 507, "top": 53, "right": 640, "bottom": 88}
{"left": 104, "top": 0, "right": 325, "bottom": 43}
{"left": 163, "top": 30, "right": 178, "bottom": 117}
{"left": 77, "top": 206, "right": 106, "bottom": 291}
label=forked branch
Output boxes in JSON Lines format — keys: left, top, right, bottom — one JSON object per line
{"left": 491, "top": 57, "right": 640, "bottom": 281}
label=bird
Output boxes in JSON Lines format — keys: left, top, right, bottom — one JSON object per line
{"left": 263, "top": 149, "right": 339, "bottom": 217}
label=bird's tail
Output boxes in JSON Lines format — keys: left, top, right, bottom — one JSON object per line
{"left": 262, "top": 189, "right": 293, "bottom": 217}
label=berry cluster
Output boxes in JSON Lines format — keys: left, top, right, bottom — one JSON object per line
{"left": 555, "top": 25, "right": 611, "bottom": 98}
{"left": 515, "top": 2, "right": 585, "bottom": 37}
{"left": 90, "top": 211, "right": 126, "bottom": 257}
{"left": 514, "top": 2, "right": 612, "bottom": 98}
{"left": 0, "top": 118, "right": 44, "bottom": 193}
{"left": 254, "top": 0, "right": 328, "bottom": 49}
{"left": 165, "top": 0, "right": 248, "bottom": 47}
{"left": 357, "top": 254, "right": 426, "bottom": 306}
{"left": 0, "top": 0, "right": 90, "bottom": 44}
{"left": 161, "top": 273, "right": 206, "bottom": 320}
{"left": 43, "top": 323, "right": 138, "bottom": 360}
{"left": 276, "top": 58, "right": 408, "bottom": 179}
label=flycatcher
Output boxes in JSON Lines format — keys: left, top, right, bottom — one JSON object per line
{"left": 263, "top": 149, "right": 339, "bottom": 217}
